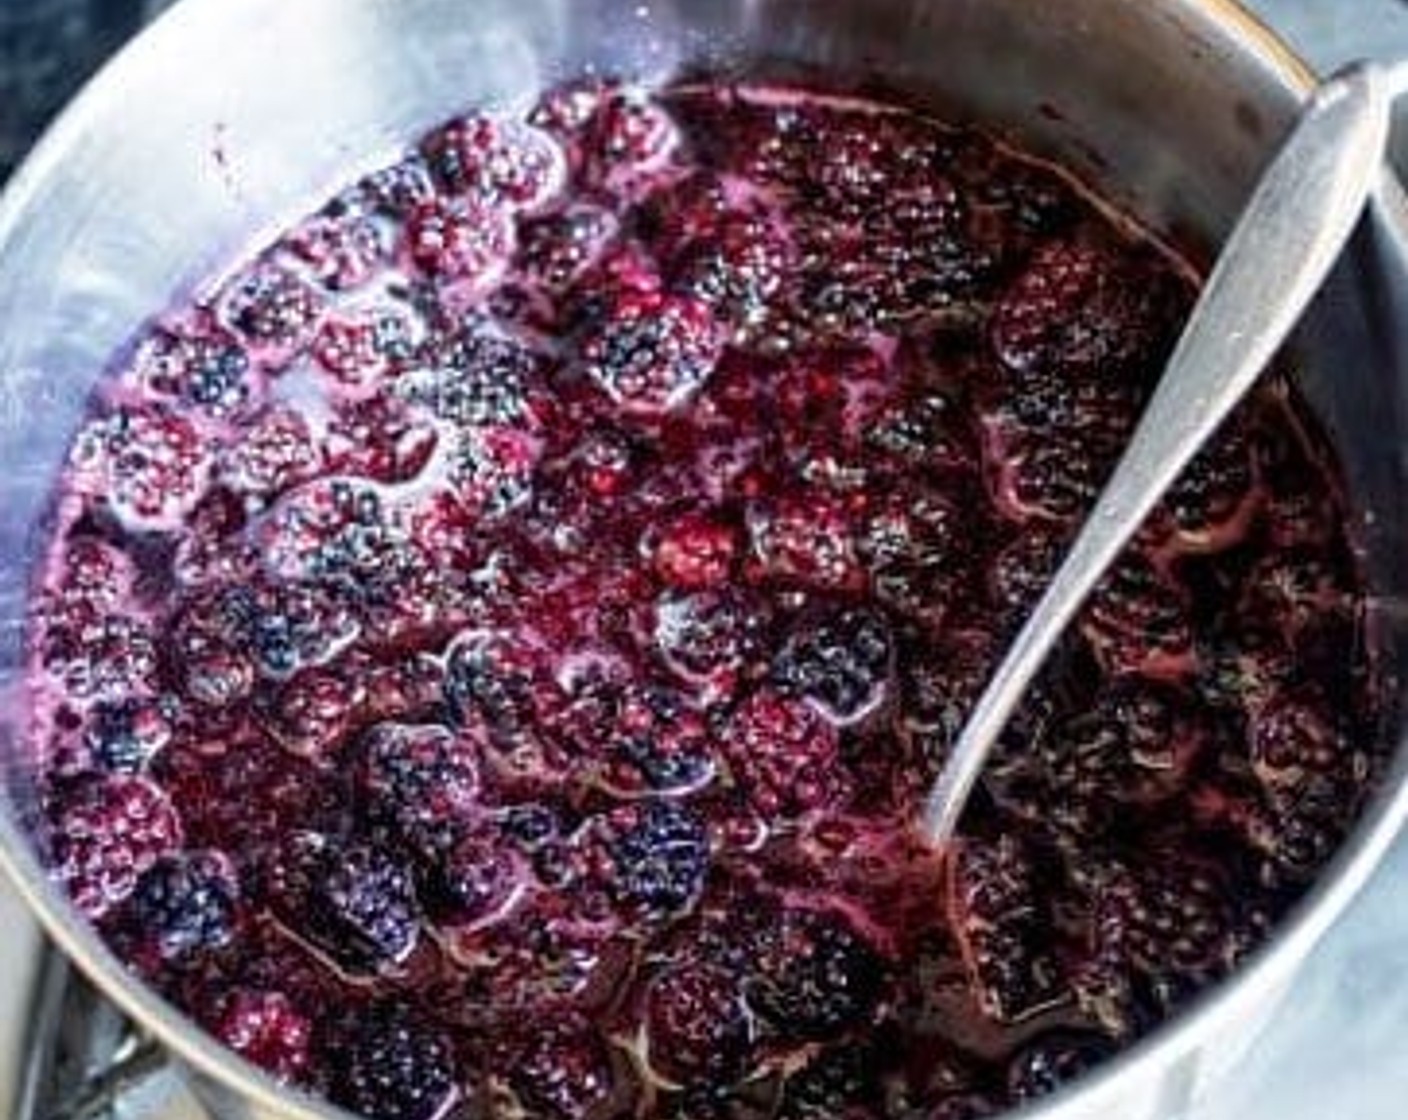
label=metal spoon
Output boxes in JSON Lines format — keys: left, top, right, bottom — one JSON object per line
{"left": 920, "top": 59, "right": 1400, "bottom": 848}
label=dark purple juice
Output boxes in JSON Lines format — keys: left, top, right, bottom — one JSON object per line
{"left": 23, "top": 79, "right": 1378, "bottom": 1120}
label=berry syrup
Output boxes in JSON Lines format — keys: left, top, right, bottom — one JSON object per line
{"left": 24, "top": 79, "right": 1379, "bottom": 1120}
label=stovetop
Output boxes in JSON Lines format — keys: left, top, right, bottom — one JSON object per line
{"left": 3, "top": 1, "right": 1408, "bottom": 1118}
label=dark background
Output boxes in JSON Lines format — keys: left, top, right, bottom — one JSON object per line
{"left": 0, "top": 0, "right": 173, "bottom": 181}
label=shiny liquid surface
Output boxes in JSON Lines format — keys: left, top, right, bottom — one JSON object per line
{"left": 21, "top": 80, "right": 1380, "bottom": 1120}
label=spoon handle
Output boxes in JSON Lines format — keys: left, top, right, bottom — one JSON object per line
{"left": 920, "top": 60, "right": 1394, "bottom": 847}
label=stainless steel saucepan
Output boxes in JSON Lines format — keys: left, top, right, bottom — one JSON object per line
{"left": 1, "top": 1, "right": 1406, "bottom": 1118}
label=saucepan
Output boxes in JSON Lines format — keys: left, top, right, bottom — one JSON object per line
{"left": 1, "top": 1, "right": 1406, "bottom": 1118}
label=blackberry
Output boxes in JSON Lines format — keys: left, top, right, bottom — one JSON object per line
{"left": 397, "top": 326, "right": 540, "bottom": 427}
{"left": 266, "top": 667, "right": 361, "bottom": 760}
{"left": 357, "top": 722, "right": 482, "bottom": 859}
{"left": 653, "top": 588, "right": 769, "bottom": 698}
{"left": 405, "top": 196, "right": 513, "bottom": 281}
{"left": 866, "top": 389, "right": 974, "bottom": 471}
{"left": 1157, "top": 420, "right": 1261, "bottom": 552}
{"left": 496, "top": 802, "right": 562, "bottom": 852}
{"left": 218, "top": 263, "right": 324, "bottom": 351}
{"left": 650, "top": 511, "right": 740, "bottom": 589}
{"left": 778, "top": 1046, "right": 882, "bottom": 1120}
{"left": 220, "top": 405, "right": 320, "bottom": 498}
{"left": 69, "top": 405, "right": 210, "bottom": 530}
{"left": 446, "top": 423, "right": 541, "bottom": 518}
{"left": 133, "top": 323, "right": 252, "bottom": 417}
{"left": 331, "top": 1007, "right": 458, "bottom": 1120}
{"left": 252, "top": 585, "right": 359, "bottom": 679}
{"left": 519, "top": 205, "right": 616, "bottom": 290}
{"left": 673, "top": 212, "right": 790, "bottom": 334}
{"left": 610, "top": 721, "right": 717, "bottom": 797}
{"left": 749, "top": 907, "right": 887, "bottom": 1039}
{"left": 988, "top": 529, "right": 1064, "bottom": 633}
{"left": 419, "top": 823, "right": 529, "bottom": 932}
{"left": 444, "top": 893, "right": 612, "bottom": 1010}
{"left": 214, "top": 990, "right": 312, "bottom": 1083}
{"left": 980, "top": 364, "right": 1136, "bottom": 443}
{"left": 1093, "top": 858, "right": 1245, "bottom": 983}
{"left": 589, "top": 683, "right": 719, "bottom": 798}
{"left": 501, "top": 1016, "right": 615, "bottom": 1120}
{"left": 745, "top": 491, "right": 861, "bottom": 591}
{"left": 204, "top": 581, "right": 359, "bottom": 681}
{"left": 722, "top": 689, "right": 846, "bottom": 820}
{"left": 946, "top": 836, "right": 1065, "bottom": 1023}
{"left": 1080, "top": 555, "right": 1195, "bottom": 680}
{"left": 986, "top": 679, "right": 1209, "bottom": 841}
{"left": 782, "top": 261, "right": 886, "bottom": 341}
{"left": 990, "top": 239, "right": 1183, "bottom": 377}
{"left": 324, "top": 394, "right": 439, "bottom": 485}
{"left": 591, "top": 801, "right": 710, "bottom": 920}
{"left": 48, "top": 775, "right": 182, "bottom": 919}
{"left": 286, "top": 205, "right": 387, "bottom": 291}
{"left": 773, "top": 607, "right": 893, "bottom": 724}
{"left": 127, "top": 850, "right": 239, "bottom": 964}
{"left": 265, "top": 833, "right": 420, "bottom": 975}
{"left": 991, "top": 428, "right": 1110, "bottom": 525}
{"left": 84, "top": 699, "right": 173, "bottom": 774}
{"left": 418, "top": 113, "right": 560, "bottom": 207}
{"left": 581, "top": 291, "right": 723, "bottom": 417}
{"left": 642, "top": 963, "right": 754, "bottom": 1084}
{"left": 359, "top": 157, "right": 436, "bottom": 217}
{"left": 443, "top": 628, "right": 543, "bottom": 740}
{"left": 313, "top": 309, "right": 414, "bottom": 384}
{"left": 857, "top": 489, "right": 960, "bottom": 574}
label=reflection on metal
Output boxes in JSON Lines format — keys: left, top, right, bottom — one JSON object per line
{"left": 12, "top": 946, "right": 199, "bottom": 1120}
